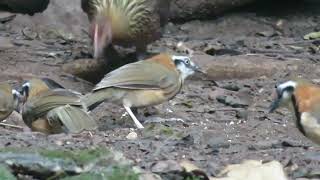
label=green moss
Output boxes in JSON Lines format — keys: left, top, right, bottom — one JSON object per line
{"left": 0, "top": 147, "right": 111, "bottom": 166}
{"left": 160, "top": 126, "right": 174, "bottom": 136}
{"left": 0, "top": 165, "right": 16, "bottom": 180}
{"left": 185, "top": 176, "right": 201, "bottom": 180}
{"left": 0, "top": 147, "right": 33, "bottom": 154}
{"left": 39, "top": 148, "right": 110, "bottom": 165}
{"left": 62, "top": 166, "right": 139, "bottom": 180}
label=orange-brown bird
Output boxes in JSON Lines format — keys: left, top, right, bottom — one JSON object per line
{"left": 82, "top": 53, "right": 201, "bottom": 129}
{"left": 81, "top": 0, "right": 170, "bottom": 59}
{"left": 0, "top": 82, "right": 20, "bottom": 121}
{"left": 19, "top": 78, "right": 97, "bottom": 134}
{"left": 269, "top": 79, "right": 320, "bottom": 145}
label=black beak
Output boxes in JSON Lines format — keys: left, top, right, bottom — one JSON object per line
{"left": 268, "top": 98, "right": 281, "bottom": 113}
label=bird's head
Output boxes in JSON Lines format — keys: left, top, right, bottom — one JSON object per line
{"left": 90, "top": 14, "right": 112, "bottom": 59}
{"left": 12, "top": 89, "right": 23, "bottom": 112}
{"left": 269, "top": 80, "right": 297, "bottom": 113}
{"left": 19, "top": 78, "right": 65, "bottom": 104}
{"left": 171, "top": 55, "right": 203, "bottom": 80}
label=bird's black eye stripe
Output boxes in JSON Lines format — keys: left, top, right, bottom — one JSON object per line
{"left": 21, "top": 85, "right": 29, "bottom": 99}
{"left": 278, "top": 86, "right": 294, "bottom": 98}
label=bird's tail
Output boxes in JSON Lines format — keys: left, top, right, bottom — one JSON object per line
{"left": 47, "top": 105, "right": 97, "bottom": 133}
{"left": 81, "top": 89, "right": 123, "bottom": 111}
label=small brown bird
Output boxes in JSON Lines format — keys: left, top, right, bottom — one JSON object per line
{"left": 0, "top": 82, "right": 20, "bottom": 121}
{"left": 19, "top": 78, "right": 97, "bottom": 134}
{"left": 82, "top": 53, "right": 202, "bottom": 129}
{"left": 269, "top": 79, "right": 320, "bottom": 145}
{"left": 81, "top": 0, "right": 170, "bottom": 59}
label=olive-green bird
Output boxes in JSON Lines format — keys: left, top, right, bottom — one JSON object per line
{"left": 82, "top": 53, "right": 201, "bottom": 129}
{"left": 81, "top": 0, "right": 171, "bottom": 59}
{"left": 0, "top": 82, "right": 20, "bottom": 121}
{"left": 19, "top": 78, "right": 97, "bottom": 134}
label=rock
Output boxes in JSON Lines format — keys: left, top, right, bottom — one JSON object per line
{"left": 0, "top": 37, "right": 14, "bottom": 51}
{"left": 0, "top": 0, "right": 49, "bottom": 15}
{"left": 0, "top": 11, "right": 16, "bottom": 23}
{"left": 151, "top": 160, "right": 183, "bottom": 173}
{"left": 192, "top": 54, "right": 302, "bottom": 81}
{"left": 256, "top": 30, "right": 277, "bottom": 37}
{"left": 221, "top": 84, "right": 241, "bottom": 91}
{"left": 139, "top": 173, "right": 162, "bottom": 180}
{"left": 216, "top": 95, "right": 249, "bottom": 108}
{"left": 213, "top": 160, "right": 288, "bottom": 180}
{"left": 126, "top": 132, "right": 138, "bottom": 140}
{"left": 236, "top": 110, "right": 249, "bottom": 119}
{"left": 11, "top": 0, "right": 89, "bottom": 38}
{"left": 304, "top": 31, "right": 320, "bottom": 40}
{"left": 169, "top": 0, "right": 256, "bottom": 21}
{"left": 62, "top": 58, "right": 108, "bottom": 83}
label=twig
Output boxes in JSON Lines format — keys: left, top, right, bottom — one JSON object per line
{"left": 283, "top": 39, "right": 320, "bottom": 45}
{"left": 248, "top": 48, "right": 320, "bottom": 62}
{"left": 0, "top": 123, "right": 24, "bottom": 130}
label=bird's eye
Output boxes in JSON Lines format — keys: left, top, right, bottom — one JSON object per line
{"left": 185, "top": 59, "right": 190, "bottom": 64}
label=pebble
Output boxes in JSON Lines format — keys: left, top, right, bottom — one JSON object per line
{"left": 126, "top": 132, "right": 138, "bottom": 140}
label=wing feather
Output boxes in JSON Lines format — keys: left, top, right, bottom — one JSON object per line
{"left": 93, "top": 60, "right": 179, "bottom": 91}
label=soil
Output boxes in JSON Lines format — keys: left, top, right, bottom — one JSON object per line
{"left": 0, "top": 0, "right": 320, "bottom": 179}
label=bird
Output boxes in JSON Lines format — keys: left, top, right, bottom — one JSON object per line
{"left": 81, "top": 0, "right": 170, "bottom": 59}
{"left": 0, "top": 82, "right": 20, "bottom": 121}
{"left": 19, "top": 78, "right": 97, "bottom": 134}
{"left": 81, "top": 53, "right": 202, "bottom": 129}
{"left": 269, "top": 78, "right": 320, "bottom": 145}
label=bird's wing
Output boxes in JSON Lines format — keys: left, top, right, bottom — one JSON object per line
{"left": 93, "top": 60, "right": 179, "bottom": 91}
{"left": 22, "top": 89, "right": 83, "bottom": 125}
{"left": 46, "top": 105, "right": 97, "bottom": 133}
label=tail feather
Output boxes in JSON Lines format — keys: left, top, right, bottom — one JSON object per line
{"left": 47, "top": 105, "right": 97, "bottom": 133}
{"left": 81, "top": 89, "right": 123, "bottom": 111}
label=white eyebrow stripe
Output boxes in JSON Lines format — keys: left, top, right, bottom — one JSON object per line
{"left": 171, "top": 55, "right": 190, "bottom": 61}
{"left": 22, "top": 82, "right": 30, "bottom": 88}
{"left": 279, "top": 81, "right": 297, "bottom": 90}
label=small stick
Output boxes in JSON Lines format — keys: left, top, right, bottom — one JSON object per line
{"left": 0, "top": 122, "right": 24, "bottom": 130}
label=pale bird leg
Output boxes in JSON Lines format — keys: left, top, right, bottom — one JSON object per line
{"left": 123, "top": 105, "right": 144, "bottom": 129}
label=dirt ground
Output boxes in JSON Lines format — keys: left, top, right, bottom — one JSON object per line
{"left": 0, "top": 0, "right": 320, "bottom": 179}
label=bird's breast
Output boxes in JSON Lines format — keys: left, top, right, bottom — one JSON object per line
{"left": 300, "top": 112, "right": 320, "bottom": 145}
{"left": 31, "top": 118, "right": 63, "bottom": 134}
{"left": 123, "top": 89, "right": 174, "bottom": 108}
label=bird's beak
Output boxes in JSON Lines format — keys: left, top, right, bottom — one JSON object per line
{"left": 192, "top": 64, "right": 206, "bottom": 74}
{"left": 268, "top": 98, "right": 281, "bottom": 113}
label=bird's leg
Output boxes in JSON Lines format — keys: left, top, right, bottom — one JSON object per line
{"left": 123, "top": 104, "right": 144, "bottom": 129}
{"left": 136, "top": 45, "right": 148, "bottom": 61}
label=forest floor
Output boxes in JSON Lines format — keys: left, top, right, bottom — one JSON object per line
{"left": 0, "top": 0, "right": 319, "bottom": 179}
